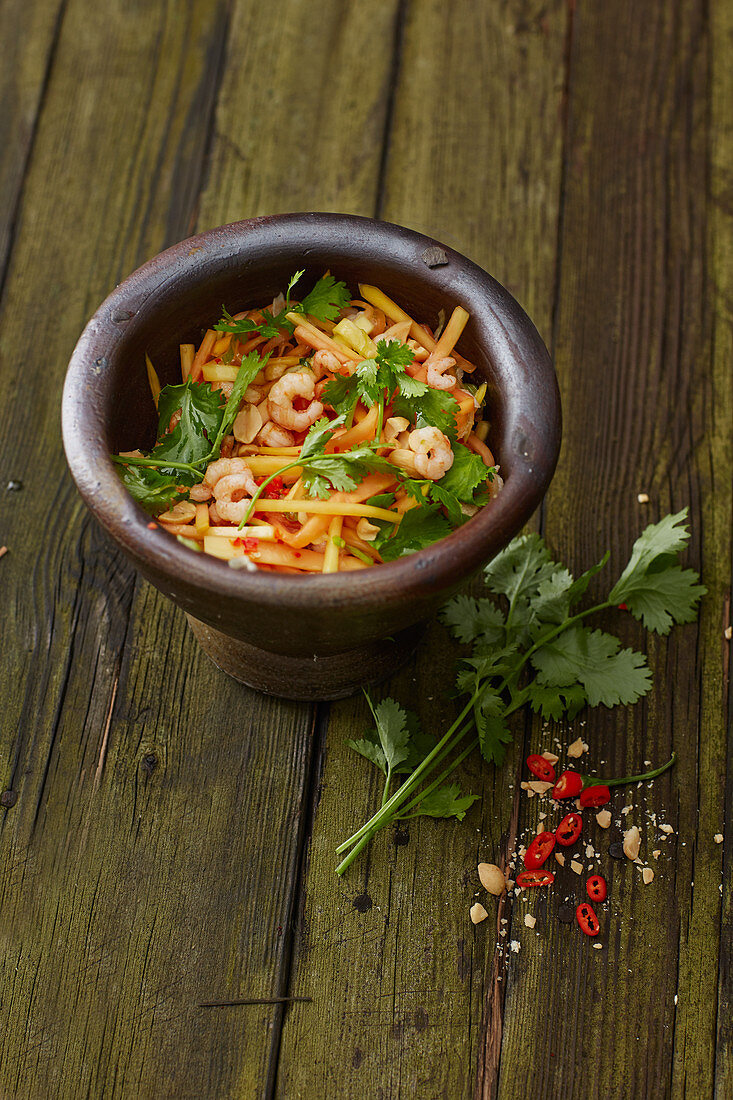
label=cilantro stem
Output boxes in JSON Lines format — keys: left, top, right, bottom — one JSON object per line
{"left": 336, "top": 599, "right": 616, "bottom": 865}
{"left": 395, "top": 735, "right": 476, "bottom": 819}
{"left": 238, "top": 460, "right": 302, "bottom": 528}
{"left": 111, "top": 454, "right": 203, "bottom": 477}
{"left": 335, "top": 692, "right": 478, "bottom": 856}
{"left": 585, "top": 752, "right": 677, "bottom": 790}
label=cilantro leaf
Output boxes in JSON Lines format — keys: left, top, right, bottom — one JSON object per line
{"left": 155, "top": 379, "right": 224, "bottom": 468}
{"left": 440, "top": 596, "right": 505, "bottom": 646}
{"left": 212, "top": 306, "right": 260, "bottom": 338}
{"left": 209, "top": 351, "right": 268, "bottom": 457}
{"left": 299, "top": 416, "right": 345, "bottom": 461}
{"left": 299, "top": 274, "right": 351, "bottom": 322}
{"left": 399, "top": 783, "right": 479, "bottom": 821}
{"left": 393, "top": 388, "right": 460, "bottom": 442}
{"left": 349, "top": 698, "right": 435, "bottom": 781}
{"left": 438, "top": 443, "right": 494, "bottom": 501}
{"left": 116, "top": 464, "right": 185, "bottom": 510}
{"left": 525, "top": 681, "right": 587, "bottom": 722}
{"left": 376, "top": 504, "right": 452, "bottom": 561}
{"left": 609, "top": 509, "right": 706, "bottom": 633}
{"left": 321, "top": 374, "right": 359, "bottom": 418}
{"left": 475, "top": 688, "right": 513, "bottom": 765}
{"left": 531, "top": 625, "right": 652, "bottom": 708}
{"left": 374, "top": 338, "right": 414, "bottom": 373}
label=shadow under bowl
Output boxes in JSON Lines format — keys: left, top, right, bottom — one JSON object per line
{"left": 62, "top": 213, "right": 561, "bottom": 700}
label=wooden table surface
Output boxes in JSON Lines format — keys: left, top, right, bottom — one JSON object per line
{"left": 1, "top": 2, "right": 731, "bottom": 1097}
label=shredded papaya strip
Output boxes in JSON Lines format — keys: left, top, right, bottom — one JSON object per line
{"left": 322, "top": 516, "right": 343, "bottom": 573}
{"left": 254, "top": 500, "right": 401, "bottom": 522}
{"left": 145, "top": 354, "right": 161, "bottom": 409}
{"left": 180, "top": 343, "right": 195, "bottom": 380}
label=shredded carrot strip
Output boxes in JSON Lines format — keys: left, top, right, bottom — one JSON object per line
{"left": 467, "top": 433, "right": 496, "bottom": 467}
{"left": 190, "top": 330, "right": 216, "bottom": 383}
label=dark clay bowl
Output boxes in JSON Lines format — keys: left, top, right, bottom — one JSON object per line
{"left": 62, "top": 213, "right": 561, "bottom": 700}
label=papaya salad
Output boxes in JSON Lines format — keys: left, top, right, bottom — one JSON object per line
{"left": 112, "top": 272, "right": 502, "bottom": 574}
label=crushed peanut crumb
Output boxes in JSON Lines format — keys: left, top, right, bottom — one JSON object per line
{"left": 527, "top": 780, "right": 553, "bottom": 796}
{"left": 596, "top": 809, "right": 612, "bottom": 829}
{"left": 478, "top": 863, "right": 506, "bottom": 896}
{"left": 724, "top": 626, "right": 732, "bottom": 641}
{"left": 642, "top": 867, "right": 654, "bottom": 885}
{"left": 714, "top": 834, "right": 724, "bottom": 844}
{"left": 555, "top": 852, "right": 566, "bottom": 867}
{"left": 637, "top": 492, "right": 650, "bottom": 504}
{"left": 571, "top": 860, "right": 583, "bottom": 875}
{"left": 470, "top": 903, "right": 488, "bottom": 924}
{"left": 567, "top": 737, "right": 586, "bottom": 758}
{"left": 510, "top": 940, "right": 521, "bottom": 954}
{"left": 652, "top": 849, "right": 661, "bottom": 859}
{"left": 524, "top": 914, "right": 537, "bottom": 929}
{"left": 541, "top": 750, "right": 559, "bottom": 764}
{"left": 623, "top": 825, "right": 641, "bottom": 861}
{"left": 0, "top": 546, "right": 7, "bottom": 560}
{"left": 593, "top": 942, "right": 603, "bottom": 950}
{"left": 659, "top": 824, "right": 674, "bottom": 835}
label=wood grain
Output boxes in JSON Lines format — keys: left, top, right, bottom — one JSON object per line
{"left": 0, "top": 0, "right": 65, "bottom": 283}
{"left": 0, "top": 0, "right": 401, "bottom": 1097}
{"left": 275, "top": 2, "right": 568, "bottom": 1096}
{"left": 495, "top": 4, "right": 732, "bottom": 1099}
{"left": 1, "top": 0, "right": 730, "bottom": 1096}
{"left": 0, "top": 1, "right": 316, "bottom": 1097}
{"left": 197, "top": 0, "right": 403, "bottom": 229}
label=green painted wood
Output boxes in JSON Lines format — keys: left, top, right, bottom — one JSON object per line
{"left": 0, "top": 0, "right": 66, "bottom": 280}
{"left": 0, "top": 0, "right": 402, "bottom": 1097}
{"left": 711, "top": 0, "right": 733, "bottom": 1092}
{"left": 274, "top": 2, "right": 568, "bottom": 1096}
{"left": 494, "top": 4, "right": 732, "bottom": 1099}
{"left": 197, "top": 0, "right": 403, "bottom": 229}
{"left": 0, "top": 1, "right": 313, "bottom": 1097}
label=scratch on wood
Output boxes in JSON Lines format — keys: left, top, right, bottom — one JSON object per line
{"left": 475, "top": 763, "right": 523, "bottom": 1100}
{"left": 94, "top": 673, "right": 119, "bottom": 788}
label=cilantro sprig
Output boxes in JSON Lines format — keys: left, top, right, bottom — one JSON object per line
{"left": 112, "top": 352, "right": 267, "bottom": 509}
{"left": 214, "top": 271, "right": 351, "bottom": 343}
{"left": 236, "top": 415, "right": 393, "bottom": 527}
{"left": 336, "top": 509, "right": 705, "bottom": 874}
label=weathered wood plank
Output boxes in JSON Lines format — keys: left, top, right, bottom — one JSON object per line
{"left": 0, "top": 1, "right": 318, "bottom": 1097}
{"left": 494, "top": 4, "right": 731, "bottom": 1099}
{"left": 275, "top": 3, "right": 568, "bottom": 1096}
{"left": 197, "top": 0, "right": 403, "bottom": 229}
{"left": 709, "top": 1, "right": 733, "bottom": 1096}
{"left": 0, "top": 0, "right": 65, "bottom": 284}
{"left": 0, "top": 1, "right": 403, "bottom": 1097}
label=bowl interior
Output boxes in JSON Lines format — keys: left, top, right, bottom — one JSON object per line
{"left": 110, "top": 254, "right": 506, "bottom": 468}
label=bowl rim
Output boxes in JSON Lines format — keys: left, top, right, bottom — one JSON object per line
{"left": 62, "top": 212, "right": 561, "bottom": 612}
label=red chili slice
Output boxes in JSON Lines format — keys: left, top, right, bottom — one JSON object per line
{"left": 586, "top": 875, "right": 607, "bottom": 902}
{"left": 555, "top": 812, "right": 583, "bottom": 847}
{"left": 263, "top": 476, "right": 284, "bottom": 498}
{"left": 552, "top": 770, "right": 583, "bottom": 799}
{"left": 579, "top": 784, "right": 611, "bottom": 808}
{"left": 523, "top": 831, "right": 556, "bottom": 869}
{"left": 517, "top": 869, "right": 555, "bottom": 888}
{"left": 576, "top": 901, "right": 600, "bottom": 936}
{"left": 526, "top": 754, "right": 556, "bottom": 782}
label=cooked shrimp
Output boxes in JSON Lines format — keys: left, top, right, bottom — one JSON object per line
{"left": 189, "top": 483, "right": 213, "bottom": 502}
{"left": 313, "top": 350, "right": 341, "bottom": 374}
{"left": 204, "top": 457, "right": 258, "bottom": 497}
{"left": 426, "top": 356, "right": 457, "bottom": 391}
{"left": 268, "top": 370, "right": 323, "bottom": 431}
{"left": 407, "top": 426, "right": 454, "bottom": 480}
{"left": 258, "top": 421, "right": 295, "bottom": 447}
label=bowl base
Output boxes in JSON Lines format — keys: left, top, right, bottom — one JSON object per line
{"left": 185, "top": 615, "right": 424, "bottom": 701}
